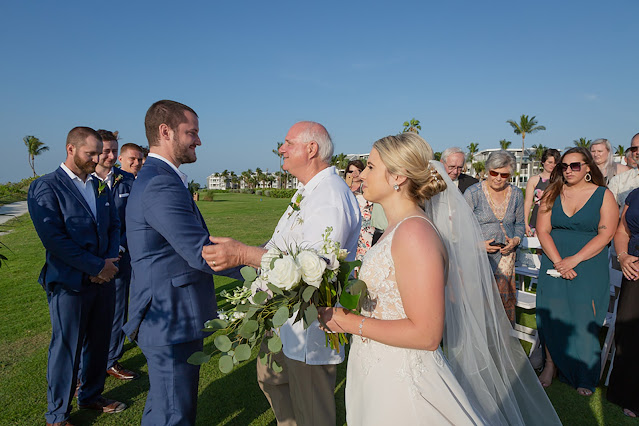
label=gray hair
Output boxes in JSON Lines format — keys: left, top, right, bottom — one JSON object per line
{"left": 441, "top": 147, "right": 466, "bottom": 163}
{"left": 296, "top": 121, "right": 334, "bottom": 164}
{"left": 486, "top": 150, "right": 517, "bottom": 174}
{"left": 591, "top": 138, "right": 616, "bottom": 179}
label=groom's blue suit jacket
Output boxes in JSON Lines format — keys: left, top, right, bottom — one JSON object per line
{"left": 123, "top": 157, "right": 238, "bottom": 346}
{"left": 27, "top": 167, "right": 120, "bottom": 293}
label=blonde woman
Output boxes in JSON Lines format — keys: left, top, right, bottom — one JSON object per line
{"left": 590, "top": 138, "right": 628, "bottom": 185}
{"left": 319, "top": 133, "right": 560, "bottom": 425}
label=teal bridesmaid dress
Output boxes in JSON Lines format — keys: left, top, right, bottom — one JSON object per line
{"left": 536, "top": 186, "right": 609, "bottom": 391}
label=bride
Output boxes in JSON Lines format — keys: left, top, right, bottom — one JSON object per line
{"left": 319, "top": 133, "right": 561, "bottom": 425}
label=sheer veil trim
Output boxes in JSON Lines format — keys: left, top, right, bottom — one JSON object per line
{"left": 424, "top": 161, "right": 561, "bottom": 426}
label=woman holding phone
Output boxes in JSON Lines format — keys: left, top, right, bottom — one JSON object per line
{"left": 464, "top": 151, "right": 524, "bottom": 324}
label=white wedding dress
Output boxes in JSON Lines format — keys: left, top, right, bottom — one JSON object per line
{"left": 346, "top": 216, "right": 486, "bottom": 426}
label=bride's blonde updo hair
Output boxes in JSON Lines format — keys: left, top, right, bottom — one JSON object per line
{"left": 373, "top": 132, "right": 447, "bottom": 204}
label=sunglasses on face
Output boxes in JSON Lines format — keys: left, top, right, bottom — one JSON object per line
{"left": 628, "top": 146, "right": 639, "bottom": 153}
{"left": 558, "top": 162, "right": 586, "bottom": 172}
{"left": 488, "top": 170, "right": 510, "bottom": 179}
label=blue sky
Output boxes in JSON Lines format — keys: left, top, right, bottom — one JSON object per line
{"left": 2, "top": 1, "right": 638, "bottom": 185}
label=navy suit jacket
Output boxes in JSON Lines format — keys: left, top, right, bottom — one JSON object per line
{"left": 123, "top": 157, "right": 239, "bottom": 346}
{"left": 111, "top": 167, "right": 135, "bottom": 252}
{"left": 27, "top": 167, "right": 120, "bottom": 293}
{"left": 458, "top": 173, "right": 479, "bottom": 194}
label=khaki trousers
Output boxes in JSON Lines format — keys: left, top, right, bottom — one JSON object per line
{"left": 257, "top": 341, "right": 337, "bottom": 426}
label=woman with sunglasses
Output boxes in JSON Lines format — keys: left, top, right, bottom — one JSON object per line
{"left": 524, "top": 148, "right": 561, "bottom": 236}
{"left": 346, "top": 159, "right": 376, "bottom": 260}
{"left": 606, "top": 185, "right": 639, "bottom": 417}
{"left": 464, "top": 150, "right": 524, "bottom": 324}
{"left": 535, "top": 147, "right": 618, "bottom": 395}
{"left": 590, "top": 138, "right": 629, "bottom": 185}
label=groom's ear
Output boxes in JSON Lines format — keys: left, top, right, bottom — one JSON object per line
{"left": 158, "top": 123, "right": 171, "bottom": 143}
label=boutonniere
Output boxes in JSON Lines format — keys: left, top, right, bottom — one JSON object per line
{"left": 97, "top": 181, "right": 107, "bottom": 197}
{"left": 113, "top": 174, "right": 123, "bottom": 188}
{"left": 288, "top": 193, "right": 304, "bottom": 218}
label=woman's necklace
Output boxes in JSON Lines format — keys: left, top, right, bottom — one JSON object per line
{"left": 483, "top": 182, "right": 511, "bottom": 221}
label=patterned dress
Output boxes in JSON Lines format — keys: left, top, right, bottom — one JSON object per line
{"left": 355, "top": 192, "right": 374, "bottom": 261}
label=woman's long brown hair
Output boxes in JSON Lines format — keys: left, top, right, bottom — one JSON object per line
{"left": 540, "top": 147, "right": 605, "bottom": 212}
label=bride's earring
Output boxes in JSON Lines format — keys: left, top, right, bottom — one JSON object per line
{"left": 393, "top": 184, "right": 400, "bottom": 191}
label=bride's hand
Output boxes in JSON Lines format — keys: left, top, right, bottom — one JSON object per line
{"left": 317, "top": 307, "right": 350, "bottom": 334}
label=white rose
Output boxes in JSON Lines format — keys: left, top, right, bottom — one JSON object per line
{"left": 338, "top": 249, "right": 349, "bottom": 261}
{"left": 269, "top": 255, "right": 302, "bottom": 290}
{"left": 297, "top": 250, "right": 326, "bottom": 288}
{"left": 261, "top": 248, "right": 281, "bottom": 272}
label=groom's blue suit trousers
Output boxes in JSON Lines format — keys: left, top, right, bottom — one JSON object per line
{"left": 138, "top": 339, "right": 203, "bottom": 426}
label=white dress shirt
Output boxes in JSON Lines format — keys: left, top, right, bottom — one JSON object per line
{"left": 267, "top": 166, "right": 361, "bottom": 365}
{"left": 60, "top": 163, "right": 97, "bottom": 218}
{"left": 92, "top": 167, "right": 114, "bottom": 189}
{"left": 608, "top": 168, "right": 639, "bottom": 213}
{"left": 148, "top": 153, "right": 189, "bottom": 188}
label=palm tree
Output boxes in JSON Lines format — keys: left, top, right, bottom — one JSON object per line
{"left": 402, "top": 118, "right": 421, "bottom": 134}
{"left": 467, "top": 142, "right": 479, "bottom": 163}
{"left": 573, "top": 137, "right": 592, "bottom": 148}
{"left": 506, "top": 115, "right": 546, "bottom": 185}
{"left": 499, "top": 139, "right": 512, "bottom": 150}
{"left": 473, "top": 161, "right": 486, "bottom": 179}
{"left": 331, "top": 153, "right": 349, "bottom": 171}
{"left": 23, "top": 136, "right": 49, "bottom": 177}
{"left": 273, "top": 142, "right": 284, "bottom": 188}
{"left": 615, "top": 145, "right": 625, "bottom": 157}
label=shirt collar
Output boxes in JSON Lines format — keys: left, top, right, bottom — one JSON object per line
{"left": 297, "top": 166, "right": 335, "bottom": 197}
{"left": 148, "top": 153, "right": 189, "bottom": 188}
{"left": 91, "top": 167, "right": 114, "bottom": 182}
{"left": 60, "top": 162, "right": 93, "bottom": 184}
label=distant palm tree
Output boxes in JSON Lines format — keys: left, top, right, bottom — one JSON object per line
{"left": 273, "top": 142, "right": 284, "bottom": 188}
{"left": 573, "top": 137, "right": 592, "bottom": 148}
{"left": 473, "top": 161, "right": 486, "bottom": 179}
{"left": 615, "top": 145, "right": 625, "bottom": 157}
{"left": 531, "top": 144, "right": 548, "bottom": 161}
{"left": 499, "top": 139, "right": 512, "bottom": 150}
{"left": 331, "top": 153, "right": 349, "bottom": 171}
{"left": 467, "top": 142, "right": 479, "bottom": 163}
{"left": 506, "top": 115, "right": 546, "bottom": 185}
{"left": 23, "top": 135, "right": 49, "bottom": 177}
{"left": 434, "top": 152, "right": 442, "bottom": 161}
{"left": 402, "top": 118, "right": 421, "bottom": 134}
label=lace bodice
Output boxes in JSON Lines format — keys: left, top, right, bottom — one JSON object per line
{"left": 359, "top": 216, "right": 432, "bottom": 321}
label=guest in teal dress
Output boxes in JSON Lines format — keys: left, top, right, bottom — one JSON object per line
{"left": 535, "top": 147, "right": 619, "bottom": 395}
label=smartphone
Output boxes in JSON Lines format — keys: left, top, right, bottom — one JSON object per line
{"left": 489, "top": 241, "right": 506, "bottom": 248}
{"left": 345, "top": 174, "right": 353, "bottom": 187}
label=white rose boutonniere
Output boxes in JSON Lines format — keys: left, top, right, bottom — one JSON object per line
{"left": 296, "top": 250, "right": 326, "bottom": 288}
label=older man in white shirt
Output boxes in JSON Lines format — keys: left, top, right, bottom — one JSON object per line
{"left": 609, "top": 133, "right": 639, "bottom": 211}
{"left": 202, "top": 121, "right": 361, "bottom": 426}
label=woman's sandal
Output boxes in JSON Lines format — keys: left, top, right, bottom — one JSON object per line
{"left": 623, "top": 408, "right": 637, "bottom": 418}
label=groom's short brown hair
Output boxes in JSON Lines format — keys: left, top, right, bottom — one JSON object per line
{"left": 145, "top": 100, "right": 197, "bottom": 147}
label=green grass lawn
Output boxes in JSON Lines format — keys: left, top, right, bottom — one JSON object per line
{"left": 0, "top": 193, "right": 632, "bottom": 425}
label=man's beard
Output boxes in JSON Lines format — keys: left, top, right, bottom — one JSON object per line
{"left": 173, "top": 135, "right": 197, "bottom": 164}
{"left": 74, "top": 154, "right": 97, "bottom": 174}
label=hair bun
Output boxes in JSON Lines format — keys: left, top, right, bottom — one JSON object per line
{"left": 417, "top": 166, "right": 447, "bottom": 201}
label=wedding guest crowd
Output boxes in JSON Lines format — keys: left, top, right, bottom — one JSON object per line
{"left": 464, "top": 150, "right": 524, "bottom": 323}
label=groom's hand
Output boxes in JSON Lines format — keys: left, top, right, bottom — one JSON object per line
{"left": 202, "top": 237, "right": 245, "bottom": 271}
{"left": 97, "top": 258, "right": 119, "bottom": 282}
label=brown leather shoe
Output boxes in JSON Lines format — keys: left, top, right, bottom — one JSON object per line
{"left": 78, "top": 396, "right": 127, "bottom": 413}
{"left": 46, "top": 421, "right": 75, "bottom": 426}
{"left": 107, "top": 362, "right": 139, "bottom": 380}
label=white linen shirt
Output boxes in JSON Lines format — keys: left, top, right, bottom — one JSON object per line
{"left": 60, "top": 162, "right": 97, "bottom": 219}
{"left": 267, "top": 166, "right": 361, "bottom": 365}
{"left": 609, "top": 168, "right": 639, "bottom": 213}
{"left": 92, "top": 167, "right": 114, "bottom": 189}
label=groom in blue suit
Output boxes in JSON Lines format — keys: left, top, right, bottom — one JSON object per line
{"left": 28, "top": 127, "right": 126, "bottom": 425}
{"left": 123, "top": 100, "right": 240, "bottom": 425}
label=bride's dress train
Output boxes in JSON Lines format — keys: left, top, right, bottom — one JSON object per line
{"left": 346, "top": 216, "right": 485, "bottom": 425}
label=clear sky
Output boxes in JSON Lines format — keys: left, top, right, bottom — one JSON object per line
{"left": 2, "top": 0, "right": 638, "bottom": 185}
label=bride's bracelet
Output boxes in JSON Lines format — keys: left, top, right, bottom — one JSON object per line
{"left": 358, "top": 317, "right": 369, "bottom": 342}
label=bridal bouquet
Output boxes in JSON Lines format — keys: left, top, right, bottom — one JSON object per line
{"left": 188, "top": 227, "right": 365, "bottom": 374}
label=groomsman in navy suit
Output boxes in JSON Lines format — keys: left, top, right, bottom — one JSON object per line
{"left": 123, "top": 100, "right": 240, "bottom": 425}
{"left": 92, "top": 129, "right": 139, "bottom": 380}
{"left": 28, "top": 127, "right": 127, "bottom": 426}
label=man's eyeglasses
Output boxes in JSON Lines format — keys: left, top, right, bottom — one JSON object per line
{"left": 558, "top": 162, "right": 586, "bottom": 172}
{"left": 628, "top": 146, "right": 639, "bottom": 153}
{"left": 488, "top": 170, "right": 510, "bottom": 179}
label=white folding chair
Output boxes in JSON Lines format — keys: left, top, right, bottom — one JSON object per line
{"left": 515, "top": 237, "right": 541, "bottom": 292}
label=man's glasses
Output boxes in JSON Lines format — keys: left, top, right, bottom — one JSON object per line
{"left": 628, "top": 146, "right": 639, "bottom": 153}
{"left": 558, "top": 162, "right": 586, "bottom": 172}
{"left": 488, "top": 170, "right": 510, "bottom": 179}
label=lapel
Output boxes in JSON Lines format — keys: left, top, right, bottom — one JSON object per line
{"left": 55, "top": 167, "right": 97, "bottom": 223}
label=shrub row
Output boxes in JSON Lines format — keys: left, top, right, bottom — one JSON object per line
{"left": 197, "top": 188, "right": 297, "bottom": 199}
